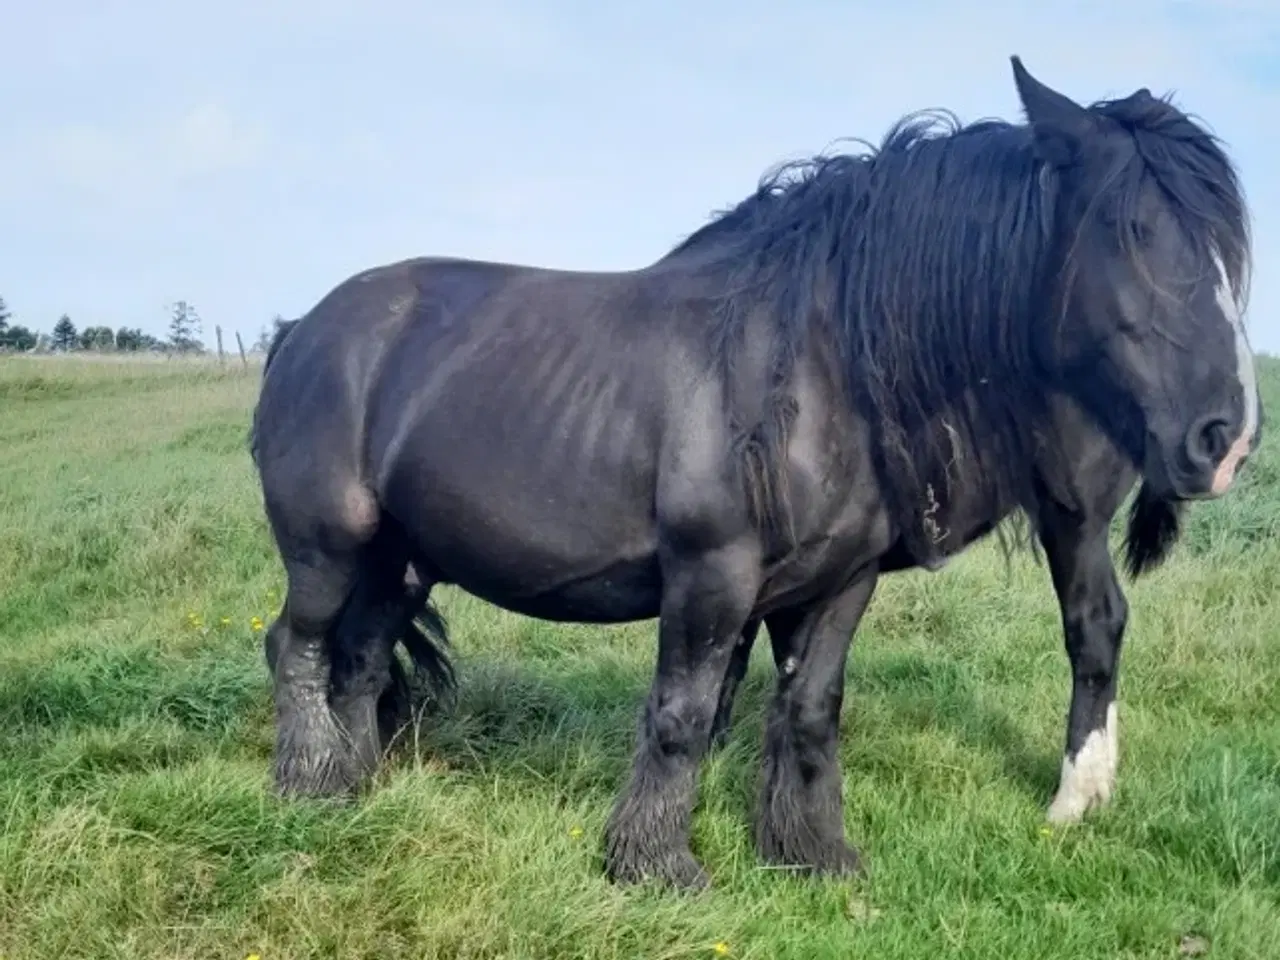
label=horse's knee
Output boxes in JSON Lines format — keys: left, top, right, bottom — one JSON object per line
{"left": 785, "top": 688, "right": 840, "bottom": 751}
{"left": 648, "top": 688, "right": 715, "bottom": 760}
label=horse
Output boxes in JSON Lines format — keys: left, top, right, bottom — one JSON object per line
{"left": 248, "top": 56, "right": 1260, "bottom": 890}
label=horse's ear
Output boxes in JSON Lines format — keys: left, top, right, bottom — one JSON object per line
{"left": 1010, "top": 55, "right": 1094, "bottom": 167}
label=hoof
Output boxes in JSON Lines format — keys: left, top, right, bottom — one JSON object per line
{"left": 605, "top": 846, "right": 711, "bottom": 891}
{"left": 819, "top": 840, "right": 865, "bottom": 877}
{"left": 1045, "top": 791, "right": 1110, "bottom": 826}
{"left": 273, "top": 756, "right": 360, "bottom": 800}
{"left": 273, "top": 734, "right": 363, "bottom": 800}
{"left": 273, "top": 697, "right": 369, "bottom": 800}
{"left": 758, "top": 828, "right": 864, "bottom": 878}
{"left": 1046, "top": 704, "right": 1119, "bottom": 825}
{"left": 1045, "top": 761, "right": 1116, "bottom": 826}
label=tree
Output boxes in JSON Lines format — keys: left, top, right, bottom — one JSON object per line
{"left": 116, "top": 326, "right": 143, "bottom": 351}
{"left": 3, "top": 325, "right": 37, "bottom": 351}
{"left": 51, "top": 314, "right": 78, "bottom": 351}
{"left": 167, "top": 300, "right": 204, "bottom": 353}
{"left": 0, "top": 297, "right": 32, "bottom": 353}
{"left": 80, "top": 325, "right": 115, "bottom": 351}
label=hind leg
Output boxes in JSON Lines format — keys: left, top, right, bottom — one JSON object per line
{"left": 708, "top": 619, "right": 760, "bottom": 751}
{"left": 710, "top": 616, "right": 805, "bottom": 750}
{"left": 271, "top": 548, "right": 362, "bottom": 798}
{"left": 327, "top": 551, "right": 413, "bottom": 785}
{"left": 377, "top": 563, "right": 435, "bottom": 750}
{"left": 330, "top": 560, "right": 453, "bottom": 773}
{"left": 376, "top": 652, "right": 415, "bottom": 753}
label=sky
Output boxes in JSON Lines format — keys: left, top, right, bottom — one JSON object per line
{"left": 2, "top": 0, "right": 1278, "bottom": 352}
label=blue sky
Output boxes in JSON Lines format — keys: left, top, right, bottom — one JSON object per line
{"left": 2, "top": 0, "right": 1278, "bottom": 351}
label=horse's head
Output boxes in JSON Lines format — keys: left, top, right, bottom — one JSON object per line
{"left": 1013, "top": 56, "right": 1260, "bottom": 500}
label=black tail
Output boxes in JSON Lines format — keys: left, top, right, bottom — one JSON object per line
{"left": 1122, "top": 481, "right": 1185, "bottom": 579}
{"left": 396, "top": 577, "right": 456, "bottom": 703}
{"left": 376, "top": 574, "right": 456, "bottom": 748}
{"left": 248, "top": 318, "right": 301, "bottom": 468}
{"left": 262, "top": 318, "right": 300, "bottom": 373}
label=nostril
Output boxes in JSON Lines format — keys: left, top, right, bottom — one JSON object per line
{"left": 1189, "top": 416, "right": 1231, "bottom": 467}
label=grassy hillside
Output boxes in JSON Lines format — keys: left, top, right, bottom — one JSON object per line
{"left": 1, "top": 354, "right": 1277, "bottom": 960}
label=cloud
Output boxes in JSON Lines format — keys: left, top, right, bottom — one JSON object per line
{"left": 173, "top": 103, "right": 266, "bottom": 175}
{"left": 11, "top": 103, "right": 268, "bottom": 212}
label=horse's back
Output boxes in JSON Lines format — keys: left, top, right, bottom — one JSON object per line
{"left": 255, "top": 255, "right": 610, "bottom": 470}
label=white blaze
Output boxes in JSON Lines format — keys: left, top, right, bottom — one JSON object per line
{"left": 1215, "top": 255, "right": 1259, "bottom": 444}
{"left": 1209, "top": 254, "right": 1258, "bottom": 495}
{"left": 1046, "top": 701, "right": 1118, "bottom": 825}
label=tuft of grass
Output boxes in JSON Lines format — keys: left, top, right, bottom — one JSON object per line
{"left": 1, "top": 353, "right": 1277, "bottom": 960}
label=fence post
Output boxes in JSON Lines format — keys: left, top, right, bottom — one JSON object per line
{"left": 215, "top": 325, "right": 225, "bottom": 366}
{"left": 235, "top": 332, "right": 248, "bottom": 369}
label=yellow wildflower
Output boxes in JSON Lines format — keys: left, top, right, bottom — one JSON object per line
{"left": 220, "top": 616, "right": 231, "bottom": 627}
{"left": 713, "top": 942, "right": 730, "bottom": 957}
{"left": 568, "top": 826, "right": 584, "bottom": 839}
{"left": 1038, "top": 826, "right": 1053, "bottom": 837}
{"left": 250, "top": 616, "right": 265, "bottom": 632}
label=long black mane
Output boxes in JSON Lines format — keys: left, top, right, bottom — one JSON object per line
{"left": 662, "top": 97, "right": 1250, "bottom": 563}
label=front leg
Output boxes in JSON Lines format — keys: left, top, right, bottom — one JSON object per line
{"left": 603, "top": 539, "right": 762, "bottom": 890}
{"left": 1039, "top": 504, "right": 1127, "bottom": 825}
{"left": 755, "top": 569, "right": 878, "bottom": 874}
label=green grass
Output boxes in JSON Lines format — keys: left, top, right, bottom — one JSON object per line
{"left": 1, "top": 353, "right": 1277, "bottom": 960}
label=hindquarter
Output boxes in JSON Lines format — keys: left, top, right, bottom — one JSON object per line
{"left": 253, "top": 262, "right": 428, "bottom": 550}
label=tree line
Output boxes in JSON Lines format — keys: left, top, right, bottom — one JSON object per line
{"left": 0, "top": 296, "right": 285, "bottom": 355}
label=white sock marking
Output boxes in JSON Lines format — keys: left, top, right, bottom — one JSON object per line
{"left": 1047, "top": 701, "right": 1118, "bottom": 825}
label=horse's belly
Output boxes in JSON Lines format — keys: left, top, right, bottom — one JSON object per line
{"left": 411, "top": 514, "right": 663, "bottom": 624}
{"left": 456, "top": 556, "right": 663, "bottom": 624}
{"left": 384, "top": 447, "right": 663, "bottom": 624}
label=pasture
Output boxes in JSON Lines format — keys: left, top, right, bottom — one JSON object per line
{"left": 1, "top": 354, "right": 1277, "bottom": 959}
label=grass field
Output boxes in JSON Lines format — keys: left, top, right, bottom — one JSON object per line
{"left": 1, "top": 355, "right": 1278, "bottom": 960}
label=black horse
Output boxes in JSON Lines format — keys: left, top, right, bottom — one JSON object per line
{"left": 249, "top": 57, "right": 1260, "bottom": 889}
